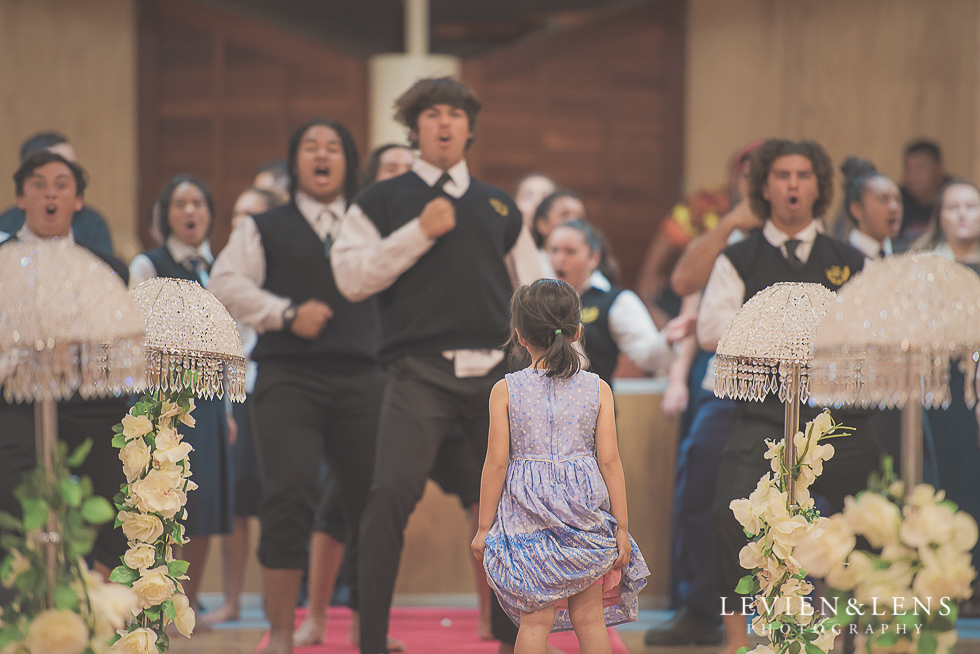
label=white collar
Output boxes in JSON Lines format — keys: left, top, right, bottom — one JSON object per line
{"left": 848, "top": 229, "right": 891, "bottom": 259}
{"left": 412, "top": 158, "right": 470, "bottom": 198}
{"left": 166, "top": 234, "right": 213, "bottom": 266}
{"left": 585, "top": 270, "right": 611, "bottom": 292}
{"left": 295, "top": 191, "right": 347, "bottom": 224}
{"left": 762, "top": 220, "right": 818, "bottom": 247}
{"left": 16, "top": 224, "right": 75, "bottom": 244}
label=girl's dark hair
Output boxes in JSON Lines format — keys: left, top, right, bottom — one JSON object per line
{"left": 286, "top": 118, "right": 360, "bottom": 208}
{"left": 911, "top": 177, "right": 980, "bottom": 252}
{"left": 531, "top": 188, "right": 583, "bottom": 247}
{"left": 507, "top": 279, "right": 587, "bottom": 379}
{"left": 361, "top": 143, "right": 411, "bottom": 187}
{"left": 157, "top": 174, "right": 215, "bottom": 241}
{"left": 838, "top": 155, "right": 884, "bottom": 225}
{"left": 551, "top": 219, "right": 620, "bottom": 285}
{"left": 748, "top": 139, "right": 834, "bottom": 219}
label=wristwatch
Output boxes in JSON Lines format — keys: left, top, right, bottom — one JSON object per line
{"left": 282, "top": 303, "right": 298, "bottom": 331}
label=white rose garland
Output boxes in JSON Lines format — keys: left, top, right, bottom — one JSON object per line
{"left": 729, "top": 410, "right": 845, "bottom": 654}
{"left": 108, "top": 391, "right": 198, "bottom": 652}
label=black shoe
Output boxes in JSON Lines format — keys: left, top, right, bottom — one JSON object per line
{"left": 644, "top": 609, "right": 723, "bottom": 646}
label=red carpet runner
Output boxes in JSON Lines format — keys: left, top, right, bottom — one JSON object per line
{"left": 254, "top": 607, "right": 632, "bottom": 653}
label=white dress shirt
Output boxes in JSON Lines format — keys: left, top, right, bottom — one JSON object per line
{"left": 207, "top": 193, "right": 347, "bottom": 333}
{"left": 586, "top": 274, "right": 674, "bottom": 374}
{"left": 848, "top": 229, "right": 891, "bottom": 259}
{"left": 331, "top": 157, "right": 543, "bottom": 377}
{"left": 129, "top": 234, "right": 214, "bottom": 288}
{"left": 697, "top": 220, "right": 820, "bottom": 351}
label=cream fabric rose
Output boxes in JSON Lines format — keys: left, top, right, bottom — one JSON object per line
{"left": 949, "top": 511, "right": 979, "bottom": 553}
{"left": 170, "top": 592, "right": 196, "bottom": 638}
{"left": 119, "top": 439, "right": 152, "bottom": 483}
{"left": 84, "top": 570, "right": 137, "bottom": 633}
{"left": 132, "top": 565, "right": 176, "bottom": 610}
{"left": 739, "top": 540, "right": 766, "bottom": 571}
{"left": 153, "top": 438, "right": 193, "bottom": 466}
{"left": 121, "top": 414, "right": 153, "bottom": 441}
{"left": 914, "top": 546, "right": 975, "bottom": 601}
{"left": 826, "top": 550, "right": 875, "bottom": 591}
{"left": 159, "top": 401, "right": 182, "bottom": 422}
{"left": 111, "top": 627, "right": 157, "bottom": 654}
{"left": 25, "top": 609, "right": 89, "bottom": 654}
{"left": 796, "top": 514, "right": 855, "bottom": 577}
{"left": 844, "top": 492, "right": 900, "bottom": 549}
{"left": 124, "top": 544, "right": 157, "bottom": 571}
{"left": 179, "top": 398, "right": 196, "bottom": 428}
{"left": 120, "top": 512, "right": 164, "bottom": 543}
{"left": 901, "top": 503, "right": 956, "bottom": 549}
{"left": 129, "top": 470, "right": 187, "bottom": 519}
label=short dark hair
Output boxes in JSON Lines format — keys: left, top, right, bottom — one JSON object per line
{"left": 507, "top": 279, "right": 587, "bottom": 379}
{"left": 361, "top": 143, "right": 411, "bottom": 187}
{"left": 394, "top": 77, "right": 481, "bottom": 149}
{"left": 748, "top": 139, "right": 834, "bottom": 220}
{"left": 904, "top": 139, "right": 942, "bottom": 162}
{"left": 286, "top": 118, "right": 360, "bottom": 207}
{"left": 20, "top": 131, "right": 69, "bottom": 162}
{"left": 156, "top": 174, "right": 215, "bottom": 241}
{"left": 14, "top": 151, "right": 87, "bottom": 196}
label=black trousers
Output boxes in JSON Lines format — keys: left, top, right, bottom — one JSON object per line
{"left": 358, "top": 354, "right": 502, "bottom": 654}
{"left": 251, "top": 362, "right": 382, "bottom": 611}
{"left": 712, "top": 398, "right": 881, "bottom": 609}
{"left": 0, "top": 397, "right": 129, "bottom": 570}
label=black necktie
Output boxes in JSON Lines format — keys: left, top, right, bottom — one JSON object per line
{"left": 879, "top": 248, "right": 886, "bottom": 259}
{"left": 785, "top": 239, "right": 804, "bottom": 271}
{"left": 436, "top": 172, "right": 452, "bottom": 192}
{"left": 188, "top": 256, "right": 209, "bottom": 286}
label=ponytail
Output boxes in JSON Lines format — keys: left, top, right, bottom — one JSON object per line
{"left": 507, "top": 279, "right": 588, "bottom": 379}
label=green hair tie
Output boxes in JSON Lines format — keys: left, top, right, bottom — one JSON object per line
{"left": 554, "top": 329, "right": 562, "bottom": 335}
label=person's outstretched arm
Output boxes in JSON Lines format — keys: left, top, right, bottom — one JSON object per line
{"left": 471, "top": 379, "right": 511, "bottom": 561}
{"left": 670, "top": 199, "right": 761, "bottom": 296}
{"left": 596, "top": 379, "right": 630, "bottom": 569}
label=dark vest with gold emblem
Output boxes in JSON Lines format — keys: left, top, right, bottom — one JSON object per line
{"left": 724, "top": 230, "right": 865, "bottom": 302}
{"left": 581, "top": 286, "right": 624, "bottom": 385}
{"left": 353, "top": 171, "right": 523, "bottom": 362}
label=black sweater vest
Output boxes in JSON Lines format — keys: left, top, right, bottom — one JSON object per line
{"left": 354, "top": 172, "right": 522, "bottom": 362}
{"left": 581, "top": 286, "right": 624, "bottom": 385}
{"left": 144, "top": 246, "right": 201, "bottom": 283}
{"left": 251, "top": 204, "right": 380, "bottom": 370}
{"left": 725, "top": 231, "right": 865, "bottom": 301}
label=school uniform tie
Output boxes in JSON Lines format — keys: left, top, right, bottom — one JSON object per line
{"left": 436, "top": 172, "right": 452, "bottom": 193}
{"left": 188, "top": 255, "right": 209, "bottom": 286}
{"left": 784, "top": 239, "right": 804, "bottom": 271}
{"left": 318, "top": 209, "right": 336, "bottom": 257}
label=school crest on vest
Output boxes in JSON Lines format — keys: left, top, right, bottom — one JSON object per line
{"left": 489, "top": 198, "right": 509, "bottom": 217}
{"left": 581, "top": 306, "right": 600, "bottom": 324}
{"left": 825, "top": 265, "right": 850, "bottom": 286}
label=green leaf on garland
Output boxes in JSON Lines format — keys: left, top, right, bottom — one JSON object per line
{"left": 144, "top": 607, "right": 161, "bottom": 621}
{"left": 0, "top": 624, "right": 26, "bottom": 652}
{"left": 805, "top": 644, "right": 824, "bottom": 654}
{"left": 735, "top": 575, "right": 760, "bottom": 595}
{"left": 876, "top": 631, "right": 899, "bottom": 647}
{"left": 0, "top": 511, "right": 23, "bottom": 532}
{"left": 65, "top": 439, "right": 93, "bottom": 468}
{"left": 110, "top": 565, "right": 138, "bottom": 585}
{"left": 736, "top": 648, "right": 750, "bottom": 654}
{"left": 112, "top": 422, "right": 124, "bottom": 434}
{"left": 162, "top": 598, "right": 176, "bottom": 620}
{"left": 67, "top": 526, "right": 96, "bottom": 558}
{"left": 917, "top": 631, "right": 937, "bottom": 654}
{"left": 788, "top": 641, "right": 801, "bottom": 654}
{"left": 111, "top": 432, "right": 127, "bottom": 449}
{"left": 58, "top": 477, "right": 83, "bottom": 507}
{"left": 54, "top": 584, "right": 80, "bottom": 610}
{"left": 167, "top": 559, "right": 190, "bottom": 577}
{"left": 21, "top": 497, "right": 48, "bottom": 531}
{"left": 157, "top": 630, "right": 170, "bottom": 653}
{"left": 81, "top": 496, "right": 116, "bottom": 525}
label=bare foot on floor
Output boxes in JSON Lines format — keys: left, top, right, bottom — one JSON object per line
{"left": 348, "top": 611, "right": 407, "bottom": 652}
{"left": 293, "top": 615, "right": 326, "bottom": 647}
{"left": 202, "top": 602, "right": 240, "bottom": 625}
{"left": 257, "top": 634, "right": 292, "bottom": 654}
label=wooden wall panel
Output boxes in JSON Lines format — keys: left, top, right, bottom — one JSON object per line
{"left": 685, "top": 0, "right": 980, "bottom": 225}
{"left": 138, "top": 0, "right": 368, "bottom": 254}
{"left": 463, "top": 1, "right": 687, "bottom": 289}
{"left": 0, "top": 0, "right": 138, "bottom": 258}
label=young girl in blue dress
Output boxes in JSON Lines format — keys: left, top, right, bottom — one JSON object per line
{"left": 472, "top": 279, "right": 649, "bottom": 654}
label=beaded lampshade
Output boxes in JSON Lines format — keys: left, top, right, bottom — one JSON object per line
{"left": 809, "top": 253, "right": 980, "bottom": 410}
{"left": 130, "top": 277, "right": 246, "bottom": 401}
{"left": 714, "top": 282, "right": 837, "bottom": 403}
{"left": 0, "top": 239, "right": 145, "bottom": 403}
